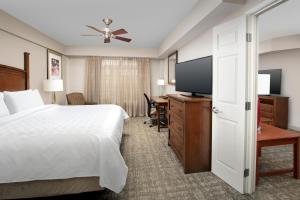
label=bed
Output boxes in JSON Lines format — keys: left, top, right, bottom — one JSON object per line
{"left": 0, "top": 53, "right": 129, "bottom": 199}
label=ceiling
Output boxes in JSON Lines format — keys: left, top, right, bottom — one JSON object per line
{"left": 259, "top": 0, "right": 300, "bottom": 41}
{"left": 0, "top": 0, "right": 199, "bottom": 48}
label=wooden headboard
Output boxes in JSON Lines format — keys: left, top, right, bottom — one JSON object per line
{"left": 0, "top": 52, "right": 30, "bottom": 92}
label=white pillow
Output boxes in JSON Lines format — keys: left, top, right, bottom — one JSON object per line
{"left": 0, "top": 93, "right": 10, "bottom": 117}
{"left": 4, "top": 89, "right": 44, "bottom": 114}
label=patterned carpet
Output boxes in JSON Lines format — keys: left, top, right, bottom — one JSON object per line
{"left": 32, "top": 117, "right": 300, "bottom": 200}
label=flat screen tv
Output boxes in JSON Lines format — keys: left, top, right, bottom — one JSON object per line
{"left": 175, "top": 56, "right": 212, "bottom": 96}
{"left": 258, "top": 69, "right": 282, "bottom": 95}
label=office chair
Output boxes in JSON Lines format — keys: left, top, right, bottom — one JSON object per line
{"left": 144, "top": 93, "right": 157, "bottom": 127}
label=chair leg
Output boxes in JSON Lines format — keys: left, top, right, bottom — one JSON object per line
{"left": 149, "top": 118, "right": 158, "bottom": 127}
{"left": 144, "top": 118, "right": 152, "bottom": 124}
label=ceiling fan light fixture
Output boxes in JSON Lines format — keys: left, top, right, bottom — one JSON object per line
{"left": 82, "top": 18, "right": 132, "bottom": 44}
{"left": 103, "top": 18, "right": 113, "bottom": 26}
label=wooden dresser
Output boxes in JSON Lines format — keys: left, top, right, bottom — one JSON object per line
{"left": 168, "top": 94, "right": 212, "bottom": 173}
{"left": 259, "top": 95, "right": 289, "bottom": 129}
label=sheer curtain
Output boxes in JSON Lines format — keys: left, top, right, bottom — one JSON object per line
{"left": 85, "top": 56, "right": 150, "bottom": 117}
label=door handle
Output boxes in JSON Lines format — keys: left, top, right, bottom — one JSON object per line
{"left": 212, "top": 107, "right": 222, "bottom": 114}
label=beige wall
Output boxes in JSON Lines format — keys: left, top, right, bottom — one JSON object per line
{"left": 0, "top": 30, "right": 50, "bottom": 103}
{"left": 161, "top": 0, "right": 266, "bottom": 94}
{"left": 178, "top": 29, "right": 213, "bottom": 63}
{"left": 65, "top": 57, "right": 86, "bottom": 94}
{"left": 0, "top": 10, "right": 65, "bottom": 104}
{"left": 164, "top": 29, "right": 214, "bottom": 94}
{"left": 0, "top": 10, "right": 64, "bottom": 53}
{"left": 150, "top": 59, "right": 165, "bottom": 96}
{"left": 259, "top": 49, "right": 300, "bottom": 131}
{"left": 260, "top": 34, "right": 300, "bottom": 54}
{"left": 65, "top": 46, "right": 158, "bottom": 58}
{"left": 0, "top": 0, "right": 267, "bottom": 104}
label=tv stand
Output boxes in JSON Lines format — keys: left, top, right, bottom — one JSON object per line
{"left": 168, "top": 94, "right": 212, "bottom": 173}
{"left": 180, "top": 92, "right": 204, "bottom": 98}
{"left": 259, "top": 95, "right": 289, "bottom": 129}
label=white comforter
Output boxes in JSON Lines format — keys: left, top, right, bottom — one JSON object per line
{"left": 0, "top": 104, "right": 129, "bottom": 193}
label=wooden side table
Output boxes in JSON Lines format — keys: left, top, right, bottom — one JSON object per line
{"left": 256, "top": 124, "right": 300, "bottom": 184}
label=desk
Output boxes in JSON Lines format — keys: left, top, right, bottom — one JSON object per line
{"left": 256, "top": 124, "right": 300, "bottom": 184}
{"left": 151, "top": 96, "right": 168, "bottom": 132}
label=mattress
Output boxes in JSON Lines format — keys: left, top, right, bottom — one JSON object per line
{"left": 0, "top": 104, "right": 129, "bottom": 193}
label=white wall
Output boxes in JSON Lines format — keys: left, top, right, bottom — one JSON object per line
{"left": 259, "top": 49, "right": 300, "bottom": 131}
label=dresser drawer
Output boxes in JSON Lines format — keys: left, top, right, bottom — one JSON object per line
{"left": 169, "top": 99, "right": 184, "bottom": 119}
{"left": 261, "top": 111, "right": 273, "bottom": 119}
{"left": 261, "top": 103, "right": 273, "bottom": 113}
{"left": 170, "top": 129, "right": 183, "bottom": 160}
{"left": 169, "top": 115, "right": 184, "bottom": 139}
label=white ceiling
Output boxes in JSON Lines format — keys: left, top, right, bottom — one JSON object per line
{"left": 0, "top": 0, "right": 199, "bottom": 48}
{"left": 259, "top": 0, "right": 300, "bottom": 41}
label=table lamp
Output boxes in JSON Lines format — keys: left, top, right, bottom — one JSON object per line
{"left": 43, "top": 79, "right": 64, "bottom": 104}
{"left": 157, "top": 79, "right": 165, "bottom": 96}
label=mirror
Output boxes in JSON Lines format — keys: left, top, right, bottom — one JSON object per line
{"left": 168, "top": 51, "right": 178, "bottom": 85}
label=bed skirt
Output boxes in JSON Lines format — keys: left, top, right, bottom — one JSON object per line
{"left": 0, "top": 177, "right": 103, "bottom": 199}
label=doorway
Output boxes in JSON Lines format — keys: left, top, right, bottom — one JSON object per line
{"left": 247, "top": 0, "right": 300, "bottom": 195}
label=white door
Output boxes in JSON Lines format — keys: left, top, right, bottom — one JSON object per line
{"left": 212, "top": 16, "right": 247, "bottom": 193}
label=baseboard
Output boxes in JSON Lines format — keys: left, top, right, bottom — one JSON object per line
{"left": 288, "top": 125, "right": 300, "bottom": 132}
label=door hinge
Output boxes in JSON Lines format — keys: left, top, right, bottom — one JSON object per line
{"left": 246, "top": 33, "right": 252, "bottom": 42}
{"left": 244, "top": 169, "right": 249, "bottom": 177}
{"left": 245, "top": 102, "right": 251, "bottom": 111}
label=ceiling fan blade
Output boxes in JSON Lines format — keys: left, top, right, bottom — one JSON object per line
{"left": 86, "top": 25, "right": 105, "bottom": 34}
{"left": 104, "top": 37, "right": 111, "bottom": 43}
{"left": 111, "top": 28, "right": 128, "bottom": 35}
{"left": 114, "top": 36, "right": 132, "bottom": 42}
{"left": 80, "top": 34, "right": 98, "bottom": 36}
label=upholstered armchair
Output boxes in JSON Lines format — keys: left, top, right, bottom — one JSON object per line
{"left": 66, "top": 93, "right": 96, "bottom": 105}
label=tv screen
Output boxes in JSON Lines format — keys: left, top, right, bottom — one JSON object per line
{"left": 175, "top": 56, "right": 212, "bottom": 95}
{"left": 258, "top": 69, "right": 282, "bottom": 95}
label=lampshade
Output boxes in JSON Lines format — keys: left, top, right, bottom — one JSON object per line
{"left": 43, "top": 79, "right": 64, "bottom": 92}
{"left": 157, "top": 79, "right": 165, "bottom": 86}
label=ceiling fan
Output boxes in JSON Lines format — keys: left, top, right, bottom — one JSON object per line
{"left": 81, "top": 18, "right": 132, "bottom": 43}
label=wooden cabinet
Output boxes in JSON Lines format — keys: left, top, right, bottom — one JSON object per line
{"left": 168, "top": 94, "right": 212, "bottom": 173}
{"left": 259, "top": 95, "right": 289, "bottom": 129}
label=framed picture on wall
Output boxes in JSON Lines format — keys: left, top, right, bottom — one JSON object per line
{"left": 168, "top": 51, "right": 178, "bottom": 85}
{"left": 47, "top": 49, "right": 62, "bottom": 80}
